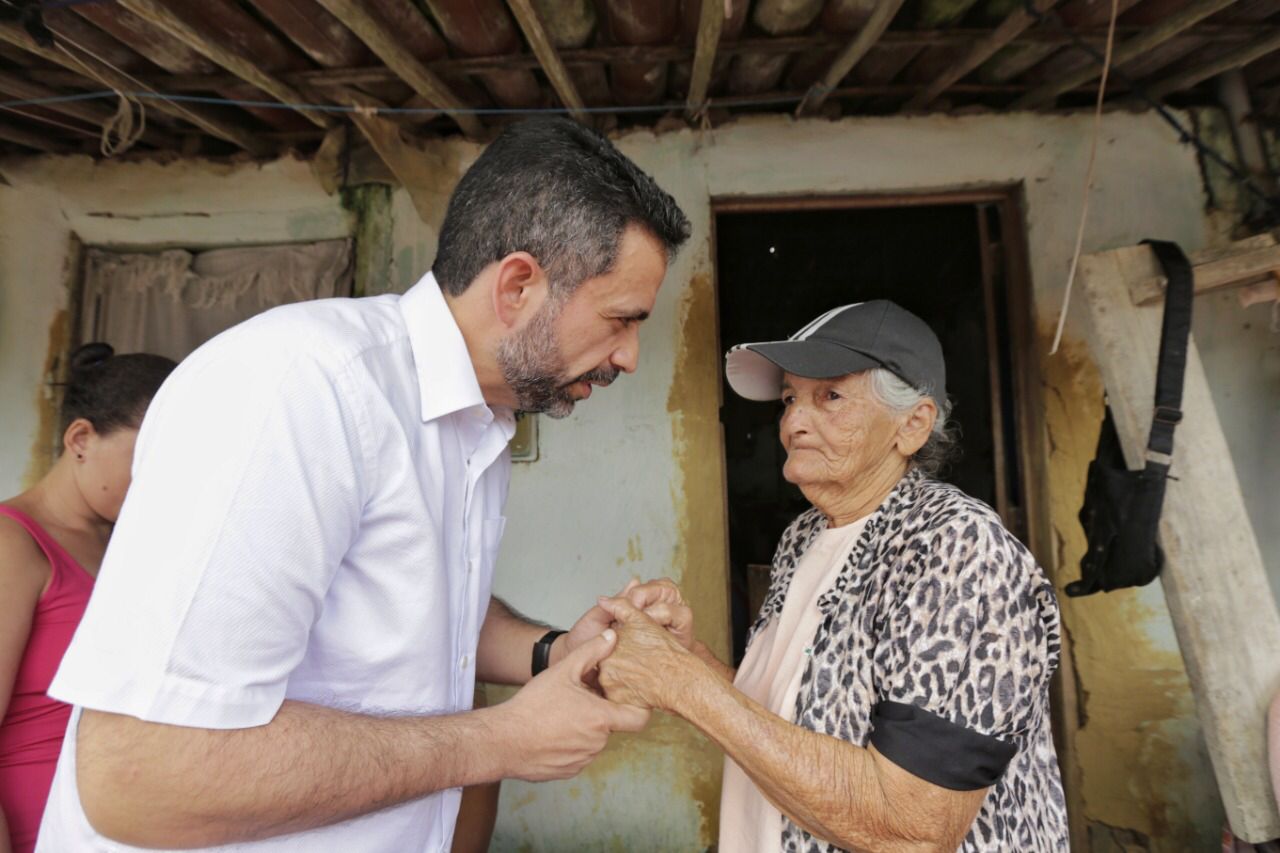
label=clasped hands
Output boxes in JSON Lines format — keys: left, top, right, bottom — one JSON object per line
{"left": 499, "top": 578, "right": 701, "bottom": 782}
{"left": 575, "top": 577, "right": 701, "bottom": 715}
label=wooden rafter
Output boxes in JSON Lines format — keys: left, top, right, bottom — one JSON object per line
{"left": 25, "top": 26, "right": 1274, "bottom": 95}
{"left": 905, "top": 0, "right": 1058, "bottom": 110}
{"left": 323, "top": 85, "right": 446, "bottom": 227}
{"left": 795, "top": 0, "right": 909, "bottom": 115}
{"left": 1146, "top": 28, "right": 1280, "bottom": 99}
{"left": 0, "top": 120, "right": 69, "bottom": 152}
{"left": 0, "top": 20, "right": 266, "bottom": 154}
{"left": 506, "top": 0, "right": 587, "bottom": 122}
{"left": 685, "top": 0, "right": 726, "bottom": 118}
{"left": 115, "top": 0, "right": 332, "bottom": 130}
{"left": 1011, "top": 0, "right": 1240, "bottom": 110}
{"left": 0, "top": 70, "right": 178, "bottom": 149}
{"left": 311, "top": 0, "right": 482, "bottom": 137}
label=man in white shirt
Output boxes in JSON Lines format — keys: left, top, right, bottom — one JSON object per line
{"left": 37, "top": 117, "right": 693, "bottom": 852}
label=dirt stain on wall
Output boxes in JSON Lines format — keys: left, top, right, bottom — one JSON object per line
{"left": 661, "top": 263, "right": 733, "bottom": 848}
{"left": 22, "top": 307, "right": 71, "bottom": 489}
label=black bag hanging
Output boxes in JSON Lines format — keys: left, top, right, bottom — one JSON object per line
{"left": 1067, "top": 240, "right": 1194, "bottom": 597}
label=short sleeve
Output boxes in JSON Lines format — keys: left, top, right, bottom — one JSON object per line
{"left": 870, "top": 514, "right": 1059, "bottom": 790}
{"left": 49, "top": 335, "right": 370, "bottom": 730}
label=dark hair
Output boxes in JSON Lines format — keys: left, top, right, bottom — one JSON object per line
{"left": 433, "top": 117, "right": 691, "bottom": 298}
{"left": 59, "top": 343, "right": 177, "bottom": 435}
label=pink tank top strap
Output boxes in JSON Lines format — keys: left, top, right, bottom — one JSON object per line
{"left": 0, "top": 505, "right": 82, "bottom": 584}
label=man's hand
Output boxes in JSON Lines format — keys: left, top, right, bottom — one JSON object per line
{"left": 595, "top": 597, "right": 702, "bottom": 713}
{"left": 496, "top": 629, "right": 650, "bottom": 781}
{"left": 562, "top": 578, "right": 694, "bottom": 664}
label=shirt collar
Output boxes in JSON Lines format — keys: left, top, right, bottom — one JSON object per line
{"left": 399, "top": 272, "right": 516, "bottom": 440}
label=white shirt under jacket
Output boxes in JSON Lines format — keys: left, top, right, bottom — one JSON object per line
{"left": 38, "top": 272, "right": 515, "bottom": 852}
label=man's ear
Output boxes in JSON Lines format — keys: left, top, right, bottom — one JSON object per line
{"left": 895, "top": 398, "right": 938, "bottom": 458}
{"left": 492, "top": 252, "right": 550, "bottom": 330}
{"left": 63, "top": 417, "right": 96, "bottom": 460}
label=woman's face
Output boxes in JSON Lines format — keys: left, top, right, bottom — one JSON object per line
{"left": 778, "top": 371, "right": 908, "bottom": 492}
{"left": 67, "top": 420, "right": 140, "bottom": 523}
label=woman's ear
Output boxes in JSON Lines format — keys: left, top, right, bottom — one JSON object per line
{"left": 63, "top": 417, "right": 97, "bottom": 460}
{"left": 895, "top": 398, "right": 937, "bottom": 458}
{"left": 492, "top": 252, "right": 550, "bottom": 330}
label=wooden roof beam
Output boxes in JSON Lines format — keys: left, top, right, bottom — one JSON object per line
{"left": 0, "top": 119, "right": 70, "bottom": 153}
{"left": 905, "top": 0, "right": 1059, "bottom": 111}
{"left": 506, "top": 0, "right": 588, "bottom": 122}
{"left": 1146, "top": 28, "right": 1280, "bottom": 99}
{"left": 0, "top": 20, "right": 267, "bottom": 154}
{"left": 115, "top": 0, "right": 333, "bottom": 130}
{"left": 0, "top": 70, "right": 178, "bottom": 149}
{"left": 311, "top": 0, "right": 482, "bottom": 137}
{"left": 27, "top": 26, "right": 1275, "bottom": 94}
{"left": 685, "top": 0, "right": 726, "bottom": 118}
{"left": 1011, "top": 0, "right": 1240, "bottom": 110}
{"left": 795, "top": 0, "right": 909, "bottom": 115}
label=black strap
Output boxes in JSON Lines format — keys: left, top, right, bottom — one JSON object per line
{"left": 1140, "top": 240, "right": 1194, "bottom": 459}
{"left": 530, "top": 629, "right": 566, "bottom": 677}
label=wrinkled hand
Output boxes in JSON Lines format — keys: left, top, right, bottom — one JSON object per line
{"left": 564, "top": 578, "right": 695, "bottom": 659}
{"left": 500, "top": 629, "right": 650, "bottom": 782}
{"left": 595, "top": 596, "right": 698, "bottom": 713}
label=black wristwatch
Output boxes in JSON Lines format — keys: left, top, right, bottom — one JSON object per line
{"left": 531, "top": 629, "right": 566, "bottom": 677}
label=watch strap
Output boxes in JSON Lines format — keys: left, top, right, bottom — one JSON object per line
{"left": 531, "top": 629, "right": 566, "bottom": 677}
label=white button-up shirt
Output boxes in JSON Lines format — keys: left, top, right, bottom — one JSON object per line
{"left": 39, "top": 273, "right": 514, "bottom": 852}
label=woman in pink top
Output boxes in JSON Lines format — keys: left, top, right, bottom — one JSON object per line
{"left": 0, "top": 343, "right": 174, "bottom": 853}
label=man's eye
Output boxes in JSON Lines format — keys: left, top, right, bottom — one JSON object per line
{"left": 781, "top": 395, "right": 795, "bottom": 405}
{"left": 827, "top": 391, "right": 841, "bottom": 401}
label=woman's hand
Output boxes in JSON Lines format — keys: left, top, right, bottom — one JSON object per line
{"left": 595, "top": 596, "right": 703, "bottom": 712}
{"left": 563, "top": 577, "right": 695, "bottom": 659}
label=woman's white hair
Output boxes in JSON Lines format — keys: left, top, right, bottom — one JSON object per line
{"left": 866, "top": 368, "right": 959, "bottom": 476}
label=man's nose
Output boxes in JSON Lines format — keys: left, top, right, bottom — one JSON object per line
{"left": 611, "top": 327, "right": 640, "bottom": 374}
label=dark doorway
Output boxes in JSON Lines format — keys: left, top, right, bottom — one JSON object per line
{"left": 714, "top": 196, "right": 1031, "bottom": 663}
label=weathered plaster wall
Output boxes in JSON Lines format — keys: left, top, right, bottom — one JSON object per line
{"left": 0, "top": 154, "right": 350, "bottom": 491}
{"left": 1, "top": 110, "right": 1270, "bottom": 851}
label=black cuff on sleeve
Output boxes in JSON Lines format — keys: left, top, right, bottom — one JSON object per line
{"left": 868, "top": 700, "right": 1018, "bottom": 791}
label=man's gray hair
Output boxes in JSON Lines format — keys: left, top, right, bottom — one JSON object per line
{"left": 434, "top": 117, "right": 690, "bottom": 299}
{"left": 866, "top": 368, "right": 959, "bottom": 477}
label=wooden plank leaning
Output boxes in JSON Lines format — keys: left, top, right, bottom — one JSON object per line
{"left": 1076, "top": 241, "right": 1280, "bottom": 842}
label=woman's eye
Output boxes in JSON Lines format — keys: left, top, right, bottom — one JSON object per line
{"left": 781, "top": 395, "right": 795, "bottom": 405}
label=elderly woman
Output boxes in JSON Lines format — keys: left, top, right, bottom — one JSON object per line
{"left": 598, "top": 301, "right": 1068, "bottom": 852}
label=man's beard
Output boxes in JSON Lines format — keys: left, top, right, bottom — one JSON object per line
{"left": 497, "top": 298, "right": 619, "bottom": 419}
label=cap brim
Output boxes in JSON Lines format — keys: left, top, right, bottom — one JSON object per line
{"left": 725, "top": 340, "right": 882, "bottom": 401}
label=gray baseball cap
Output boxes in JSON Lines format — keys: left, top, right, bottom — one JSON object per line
{"left": 725, "top": 300, "right": 946, "bottom": 402}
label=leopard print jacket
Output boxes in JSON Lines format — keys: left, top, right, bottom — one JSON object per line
{"left": 748, "top": 468, "right": 1069, "bottom": 852}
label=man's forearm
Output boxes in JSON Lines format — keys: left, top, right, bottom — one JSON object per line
{"left": 672, "top": 663, "right": 969, "bottom": 853}
{"left": 78, "top": 700, "right": 514, "bottom": 848}
{"left": 476, "top": 596, "right": 556, "bottom": 685}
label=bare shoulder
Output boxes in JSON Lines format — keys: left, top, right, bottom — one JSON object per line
{"left": 0, "top": 510, "right": 52, "bottom": 600}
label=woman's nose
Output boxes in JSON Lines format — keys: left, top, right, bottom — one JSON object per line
{"left": 780, "top": 405, "right": 809, "bottom": 437}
